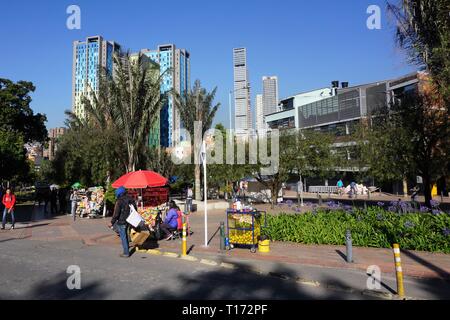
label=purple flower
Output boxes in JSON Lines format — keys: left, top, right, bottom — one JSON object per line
{"left": 432, "top": 209, "right": 441, "bottom": 215}
{"left": 286, "top": 200, "right": 293, "bottom": 207}
{"left": 430, "top": 200, "right": 440, "bottom": 208}
{"left": 377, "top": 202, "right": 385, "bottom": 207}
{"left": 304, "top": 202, "right": 313, "bottom": 207}
{"left": 404, "top": 221, "right": 415, "bottom": 229}
{"left": 387, "top": 206, "right": 396, "bottom": 213}
{"left": 390, "top": 201, "right": 398, "bottom": 206}
{"left": 419, "top": 206, "right": 429, "bottom": 213}
{"left": 443, "top": 228, "right": 450, "bottom": 237}
{"left": 344, "top": 205, "right": 353, "bottom": 211}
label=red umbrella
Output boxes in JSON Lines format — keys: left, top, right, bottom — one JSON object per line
{"left": 111, "top": 170, "right": 168, "bottom": 189}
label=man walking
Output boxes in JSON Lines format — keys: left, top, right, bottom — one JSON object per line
{"left": 186, "top": 186, "right": 193, "bottom": 213}
{"left": 2, "top": 189, "right": 16, "bottom": 230}
{"left": 108, "top": 187, "right": 135, "bottom": 258}
{"left": 70, "top": 190, "right": 78, "bottom": 220}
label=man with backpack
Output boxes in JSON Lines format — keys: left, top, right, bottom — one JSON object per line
{"left": 108, "top": 186, "right": 135, "bottom": 258}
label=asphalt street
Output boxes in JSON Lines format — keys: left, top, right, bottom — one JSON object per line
{"left": 0, "top": 238, "right": 380, "bottom": 300}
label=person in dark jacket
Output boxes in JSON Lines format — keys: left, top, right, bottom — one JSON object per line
{"left": 58, "top": 188, "right": 67, "bottom": 214}
{"left": 108, "top": 186, "right": 135, "bottom": 258}
{"left": 50, "top": 188, "right": 58, "bottom": 215}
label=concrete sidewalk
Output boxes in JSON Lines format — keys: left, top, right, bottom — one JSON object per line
{"left": 1, "top": 205, "right": 449, "bottom": 282}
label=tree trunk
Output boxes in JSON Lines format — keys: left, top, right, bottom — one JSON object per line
{"left": 195, "top": 164, "right": 201, "bottom": 201}
{"left": 423, "top": 174, "right": 432, "bottom": 208}
{"left": 403, "top": 178, "right": 408, "bottom": 198}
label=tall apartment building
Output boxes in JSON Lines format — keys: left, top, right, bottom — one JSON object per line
{"left": 140, "top": 44, "right": 190, "bottom": 147}
{"left": 72, "top": 36, "right": 121, "bottom": 119}
{"left": 233, "top": 48, "right": 251, "bottom": 133}
{"left": 262, "top": 76, "right": 279, "bottom": 116}
{"left": 43, "top": 127, "right": 67, "bottom": 161}
{"left": 255, "top": 94, "right": 264, "bottom": 131}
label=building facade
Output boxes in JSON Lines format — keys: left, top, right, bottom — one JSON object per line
{"left": 262, "top": 76, "right": 279, "bottom": 117}
{"left": 233, "top": 48, "right": 251, "bottom": 133}
{"left": 141, "top": 44, "right": 190, "bottom": 147}
{"left": 43, "top": 127, "right": 67, "bottom": 161}
{"left": 72, "top": 36, "right": 121, "bottom": 119}
{"left": 255, "top": 94, "right": 264, "bottom": 131}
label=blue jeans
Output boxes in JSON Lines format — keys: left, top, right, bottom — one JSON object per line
{"left": 2, "top": 208, "right": 15, "bottom": 228}
{"left": 117, "top": 224, "right": 130, "bottom": 256}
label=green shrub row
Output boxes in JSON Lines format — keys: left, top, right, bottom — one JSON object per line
{"left": 263, "top": 207, "right": 450, "bottom": 253}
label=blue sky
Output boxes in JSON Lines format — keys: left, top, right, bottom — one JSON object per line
{"left": 0, "top": 0, "right": 416, "bottom": 129}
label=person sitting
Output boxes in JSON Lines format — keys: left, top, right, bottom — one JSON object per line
{"left": 160, "top": 201, "right": 179, "bottom": 241}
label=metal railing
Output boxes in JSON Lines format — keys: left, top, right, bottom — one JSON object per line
{"left": 308, "top": 186, "right": 339, "bottom": 194}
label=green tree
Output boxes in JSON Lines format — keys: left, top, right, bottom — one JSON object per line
{"left": 387, "top": 0, "right": 450, "bottom": 104}
{"left": 79, "top": 52, "right": 167, "bottom": 173}
{"left": 284, "top": 129, "right": 336, "bottom": 203}
{"left": 174, "top": 80, "right": 220, "bottom": 200}
{"left": 0, "top": 130, "right": 31, "bottom": 183}
{"left": 0, "top": 79, "right": 47, "bottom": 143}
{"left": 361, "top": 92, "right": 449, "bottom": 207}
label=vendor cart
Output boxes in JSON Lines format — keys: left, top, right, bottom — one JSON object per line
{"left": 226, "top": 209, "right": 266, "bottom": 253}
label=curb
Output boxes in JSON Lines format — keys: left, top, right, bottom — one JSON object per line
{"left": 135, "top": 247, "right": 416, "bottom": 300}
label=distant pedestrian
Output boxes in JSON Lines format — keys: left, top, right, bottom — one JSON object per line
{"left": 186, "top": 186, "right": 193, "bottom": 213}
{"left": 337, "top": 179, "right": 344, "bottom": 195}
{"left": 2, "top": 189, "right": 16, "bottom": 230}
{"left": 58, "top": 188, "right": 67, "bottom": 214}
{"left": 70, "top": 190, "right": 78, "bottom": 218}
{"left": 350, "top": 181, "right": 357, "bottom": 198}
{"left": 50, "top": 188, "right": 58, "bottom": 215}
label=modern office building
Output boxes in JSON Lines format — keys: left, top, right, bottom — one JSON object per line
{"left": 266, "top": 72, "right": 422, "bottom": 132}
{"left": 262, "top": 76, "right": 279, "bottom": 117}
{"left": 233, "top": 48, "right": 251, "bottom": 133}
{"left": 266, "top": 72, "right": 422, "bottom": 190}
{"left": 255, "top": 94, "right": 264, "bottom": 131}
{"left": 72, "top": 36, "right": 121, "bottom": 119}
{"left": 140, "top": 44, "right": 190, "bottom": 147}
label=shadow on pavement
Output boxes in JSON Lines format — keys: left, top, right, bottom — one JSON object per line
{"left": 401, "top": 249, "right": 450, "bottom": 280}
{"left": 4, "top": 272, "right": 109, "bottom": 300}
{"left": 140, "top": 261, "right": 364, "bottom": 300}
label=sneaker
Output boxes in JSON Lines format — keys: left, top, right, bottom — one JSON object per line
{"left": 164, "top": 234, "right": 173, "bottom": 241}
{"left": 10, "top": 226, "right": 14, "bottom": 230}
{"left": 119, "top": 254, "right": 130, "bottom": 258}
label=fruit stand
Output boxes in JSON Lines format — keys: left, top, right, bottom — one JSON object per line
{"left": 226, "top": 209, "right": 266, "bottom": 253}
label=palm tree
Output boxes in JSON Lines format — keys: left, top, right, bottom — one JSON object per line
{"left": 387, "top": 0, "right": 450, "bottom": 103}
{"left": 174, "top": 80, "right": 220, "bottom": 200}
{"left": 79, "top": 51, "right": 168, "bottom": 173}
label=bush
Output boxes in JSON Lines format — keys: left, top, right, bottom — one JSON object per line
{"left": 263, "top": 206, "right": 450, "bottom": 253}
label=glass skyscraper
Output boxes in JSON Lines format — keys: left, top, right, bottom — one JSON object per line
{"left": 140, "top": 44, "right": 190, "bottom": 148}
{"left": 72, "top": 36, "right": 121, "bottom": 119}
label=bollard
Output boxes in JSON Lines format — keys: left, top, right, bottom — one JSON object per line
{"left": 219, "top": 222, "right": 225, "bottom": 251}
{"left": 393, "top": 243, "right": 405, "bottom": 298}
{"left": 182, "top": 222, "right": 187, "bottom": 256}
{"left": 345, "top": 229, "right": 353, "bottom": 263}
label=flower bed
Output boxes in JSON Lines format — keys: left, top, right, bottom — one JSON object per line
{"left": 264, "top": 205, "right": 450, "bottom": 253}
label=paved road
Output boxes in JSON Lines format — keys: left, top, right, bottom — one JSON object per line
{"left": 0, "top": 238, "right": 380, "bottom": 300}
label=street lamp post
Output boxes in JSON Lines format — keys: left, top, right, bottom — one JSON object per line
{"left": 200, "top": 140, "right": 208, "bottom": 247}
